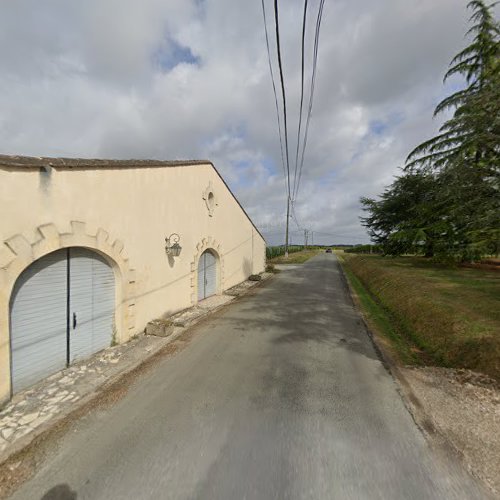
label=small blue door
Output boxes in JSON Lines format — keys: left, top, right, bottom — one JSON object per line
{"left": 197, "top": 250, "right": 217, "bottom": 301}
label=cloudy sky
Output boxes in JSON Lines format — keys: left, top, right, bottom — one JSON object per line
{"left": 0, "top": 0, "right": 478, "bottom": 245}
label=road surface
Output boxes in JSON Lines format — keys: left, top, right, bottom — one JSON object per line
{"left": 11, "top": 254, "right": 489, "bottom": 499}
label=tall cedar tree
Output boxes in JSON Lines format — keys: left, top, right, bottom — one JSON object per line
{"left": 361, "top": 1, "right": 499, "bottom": 260}
{"left": 360, "top": 172, "right": 444, "bottom": 257}
{"left": 406, "top": 0, "right": 499, "bottom": 171}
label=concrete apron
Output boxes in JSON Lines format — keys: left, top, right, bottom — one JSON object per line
{"left": 0, "top": 274, "right": 272, "bottom": 465}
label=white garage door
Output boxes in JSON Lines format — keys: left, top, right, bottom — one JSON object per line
{"left": 10, "top": 250, "right": 68, "bottom": 394}
{"left": 197, "top": 250, "right": 217, "bottom": 301}
{"left": 69, "top": 248, "right": 115, "bottom": 363}
{"left": 10, "top": 248, "right": 115, "bottom": 394}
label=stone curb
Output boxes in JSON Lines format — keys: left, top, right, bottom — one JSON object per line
{"left": 0, "top": 273, "right": 274, "bottom": 470}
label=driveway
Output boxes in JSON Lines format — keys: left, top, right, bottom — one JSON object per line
{"left": 10, "top": 254, "right": 489, "bottom": 499}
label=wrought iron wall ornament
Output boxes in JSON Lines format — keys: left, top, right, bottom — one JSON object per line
{"left": 165, "top": 233, "right": 182, "bottom": 256}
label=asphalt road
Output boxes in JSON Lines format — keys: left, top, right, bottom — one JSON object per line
{"left": 11, "top": 254, "right": 489, "bottom": 500}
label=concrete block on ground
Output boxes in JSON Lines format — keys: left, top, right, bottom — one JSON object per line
{"left": 145, "top": 319, "right": 175, "bottom": 338}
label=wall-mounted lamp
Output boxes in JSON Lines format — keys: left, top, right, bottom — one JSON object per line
{"left": 165, "top": 233, "right": 182, "bottom": 257}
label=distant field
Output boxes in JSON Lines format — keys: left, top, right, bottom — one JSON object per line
{"left": 338, "top": 253, "right": 500, "bottom": 380}
{"left": 269, "top": 248, "right": 320, "bottom": 264}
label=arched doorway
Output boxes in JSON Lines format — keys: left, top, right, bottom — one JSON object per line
{"left": 9, "top": 247, "right": 115, "bottom": 394}
{"left": 197, "top": 250, "right": 218, "bottom": 301}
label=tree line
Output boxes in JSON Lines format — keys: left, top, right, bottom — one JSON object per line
{"left": 361, "top": 1, "right": 499, "bottom": 262}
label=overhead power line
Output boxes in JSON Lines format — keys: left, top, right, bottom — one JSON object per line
{"left": 273, "top": 0, "right": 291, "bottom": 198}
{"left": 294, "top": 0, "right": 326, "bottom": 202}
{"left": 272, "top": 0, "right": 293, "bottom": 257}
{"left": 260, "top": 0, "right": 287, "bottom": 192}
{"left": 261, "top": 0, "right": 327, "bottom": 258}
{"left": 290, "top": 201, "right": 303, "bottom": 230}
{"left": 292, "top": 0, "right": 309, "bottom": 200}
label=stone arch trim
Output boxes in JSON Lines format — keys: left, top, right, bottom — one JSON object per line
{"left": 0, "top": 221, "right": 137, "bottom": 343}
{"left": 189, "top": 237, "right": 224, "bottom": 304}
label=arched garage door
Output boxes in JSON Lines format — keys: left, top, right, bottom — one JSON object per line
{"left": 197, "top": 250, "right": 217, "bottom": 301}
{"left": 10, "top": 248, "right": 115, "bottom": 393}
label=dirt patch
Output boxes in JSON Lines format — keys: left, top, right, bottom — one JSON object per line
{"left": 401, "top": 366, "right": 500, "bottom": 495}
{"left": 461, "top": 260, "right": 500, "bottom": 272}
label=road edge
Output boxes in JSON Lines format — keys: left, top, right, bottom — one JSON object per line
{"left": 335, "top": 255, "right": 494, "bottom": 497}
{"left": 0, "top": 273, "right": 275, "bottom": 499}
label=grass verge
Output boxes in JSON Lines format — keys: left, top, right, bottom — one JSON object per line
{"left": 339, "top": 259, "right": 418, "bottom": 365}
{"left": 337, "top": 251, "right": 500, "bottom": 380}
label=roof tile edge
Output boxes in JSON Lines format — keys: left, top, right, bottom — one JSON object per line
{"left": 0, "top": 154, "right": 266, "bottom": 242}
{"left": 0, "top": 154, "right": 212, "bottom": 169}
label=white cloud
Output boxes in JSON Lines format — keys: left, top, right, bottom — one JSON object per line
{"left": 0, "top": 0, "right": 479, "bottom": 245}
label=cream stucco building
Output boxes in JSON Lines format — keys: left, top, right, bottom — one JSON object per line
{"left": 0, "top": 155, "right": 266, "bottom": 403}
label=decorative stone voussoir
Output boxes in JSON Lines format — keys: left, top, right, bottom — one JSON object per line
{"left": 0, "top": 268, "right": 8, "bottom": 291}
{"left": 60, "top": 232, "right": 96, "bottom": 250}
{"left": 32, "top": 226, "right": 61, "bottom": 260}
{"left": 1, "top": 222, "right": 137, "bottom": 347}
{"left": 112, "top": 239, "right": 124, "bottom": 255}
{"left": 0, "top": 245, "right": 16, "bottom": 270}
{"left": 127, "top": 269, "right": 136, "bottom": 283}
{"left": 96, "top": 228, "right": 110, "bottom": 247}
{"left": 38, "top": 223, "right": 59, "bottom": 241}
{"left": 70, "top": 221, "right": 87, "bottom": 237}
{"left": 5, "top": 235, "right": 32, "bottom": 260}
{"left": 126, "top": 303, "right": 136, "bottom": 329}
{"left": 5, "top": 258, "right": 32, "bottom": 287}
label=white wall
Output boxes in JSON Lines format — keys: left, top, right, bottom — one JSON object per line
{"left": 0, "top": 159, "right": 266, "bottom": 401}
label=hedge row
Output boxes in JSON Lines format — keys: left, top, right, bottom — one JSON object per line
{"left": 344, "top": 244, "right": 383, "bottom": 254}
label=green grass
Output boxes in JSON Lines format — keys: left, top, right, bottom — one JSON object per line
{"left": 340, "top": 261, "right": 417, "bottom": 365}
{"left": 337, "top": 251, "right": 500, "bottom": 379}
{"left": 269, "top": 248, "right": 320, "bottom": 264}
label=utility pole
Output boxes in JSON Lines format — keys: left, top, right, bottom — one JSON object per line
{"left": 304, "top": 229, "right": 308, "bottom": 249}
{"left": 285, "top": 196, "right": 290, "bottom": 258}
{"left": 311, "top": 231, "right": 314, "bottom": 246}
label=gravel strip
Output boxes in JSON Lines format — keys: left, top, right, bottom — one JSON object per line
{"left": 401, "top": 366, "right": 500, "bottom": 495}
